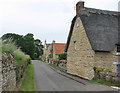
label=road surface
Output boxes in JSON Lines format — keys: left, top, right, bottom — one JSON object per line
{"left": 32, "top": 60, "right": 118, "bottom": 91}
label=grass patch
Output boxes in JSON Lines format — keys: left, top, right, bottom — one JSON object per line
{"left": 49, "top": 63, "right": 67, "bottom": 72}
{"left": 20, "top": 64, "right": 37, "bottom": 91}
{"left": 90, "top": 78, "right": 120, "bottom": 87}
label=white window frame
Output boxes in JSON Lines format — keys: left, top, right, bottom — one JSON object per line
{"left": 113, "top": 62, "right": 120, "bottom": 73}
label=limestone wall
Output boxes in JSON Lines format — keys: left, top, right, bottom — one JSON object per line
{"left": 2, "top": 54, "right": 16, "bottom": 91}
{"left": 94, "top": 46, "right": 118, "bottom": 72}
{"left": 53, "top": 45, "right": 57, "bottom": 60}
{"left": 67, "top": 17, "right": 95, "bottom": 80}
{"left": 46, "top": 45, "right": 52, "bottom": 62}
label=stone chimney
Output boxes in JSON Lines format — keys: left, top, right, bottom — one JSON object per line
{"left": 76, "top": 0, "right": 85, "bottom": 17}
{"left": 53, "top": 40, "right": 55, "bottom": 44}
{"left": 44, "top": 40, "right": 46, "bottom": 44}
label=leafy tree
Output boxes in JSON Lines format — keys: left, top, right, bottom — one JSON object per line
{"left": 34, "top": 39, "right": 43, "bottom": 58}
{"left": 23, "top": 33, "right": 35, "bottom": 59}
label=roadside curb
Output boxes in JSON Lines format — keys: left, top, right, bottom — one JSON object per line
{"left": 48, "top": 65, "right": 91, "bottom": 86}
{"left": 49, "top": 64, "right": 120, "bottom": 91}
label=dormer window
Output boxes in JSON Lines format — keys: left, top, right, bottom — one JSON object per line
{"left": 74, "top": 40, "right": 76, "bottom": 50}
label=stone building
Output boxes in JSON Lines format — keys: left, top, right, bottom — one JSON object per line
{"left": 43, "top": 40, "right": 52, "bottom": 62}
{"left": 52, "top": 40, "right": 66, "bottom": 60}
{"left": 43, "top": 40, "right": 66, "bottom": 62}
{"left": 65, "top": 1, "right": 120, "bottom": 80}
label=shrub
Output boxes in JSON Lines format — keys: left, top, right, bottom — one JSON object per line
{"left": 26, "top": 55, "right": 31, "bottom": 64}
{"left": 1, "top": 39, "right": 27, "bottom": 64}
{"left": 13, "top": 49, "right": 26, "bottom": 65}
{"left": 104, "top": 69, "right": 112, "bottom": 72}
{"left": 94, "top": 67, "right": 112, "bottom": 73}
{"left": 96, "top": 67, "right": 104, "bottom": 72}
{"left": 93, "top": 67, "right": 97, "bottom": 72}
{"left": 57, "top": 52, "right": 67, "bottom": 60}
{"left": 2, "top": 39, "right": 17, "bottom": 54}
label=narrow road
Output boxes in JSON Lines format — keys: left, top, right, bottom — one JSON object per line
{"left": 32, "top": 60, "right": 118, "bottom": 91}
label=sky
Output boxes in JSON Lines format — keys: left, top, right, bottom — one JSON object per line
{"left": 0, "top": 0, "right": 119, "bottom": 44}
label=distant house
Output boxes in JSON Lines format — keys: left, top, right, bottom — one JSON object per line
{"left": 43, "top": 40, "right": 52, "bottom": 62}
{"left": 43, "top": 40, "right": 66, "bottom": 62}
{"left": 65, "top": 1, "right": 120, "bottom": 80}
{"left": 52, "top": 40, "right": 66, "bottom": 60}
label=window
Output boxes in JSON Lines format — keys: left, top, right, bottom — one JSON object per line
{"left": 117, "top": 45, "right": 120, "bottom": 52}
{"left": 116, "top": 64, "right": 120, "bottom": 73}
{"left": 116, "top": 45, "right": 120, "bottom": 55}
{"left": 113, "top": 62, "right": 120, "bottom": 73}
{"left": 74, "top": 40, "right": 76, "bottom": 50}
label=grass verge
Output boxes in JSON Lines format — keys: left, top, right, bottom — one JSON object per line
{"left": 19, "top": 64, "right": 37, "bottom": 91}
{"left": 49, "top": 63, "right": 67, "bottom": 72}
{"left": 90, "top": 78, "right": 120, "bottom": 87}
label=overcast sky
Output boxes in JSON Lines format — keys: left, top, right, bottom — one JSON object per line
{"left": 0, "top": 0, "right": 119, "bottom": 44}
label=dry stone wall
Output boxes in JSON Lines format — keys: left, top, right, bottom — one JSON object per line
{"left": 94, "top": 46, "right": 118, "bottom": 72}
{"left": 96, "top": 71, "right": 120, "bottom": 84}
{"left": 2, "top": 54, "right": 16, "bottom": 91}
{"left": 50, "top": 59, "right": 67, "bottom": 71}
{"left": 0, "top": 53, "right": 2, "bottom": 92}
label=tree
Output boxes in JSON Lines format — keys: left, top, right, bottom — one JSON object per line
{"left": 2, "top": 33, "right": 43, "bottom": 59}
{"left": 23, "top": 33, "right": 35, "bottom": 59}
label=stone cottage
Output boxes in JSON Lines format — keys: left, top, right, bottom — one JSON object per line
{"left": 43, "top": 40, "right": 66, "bottom": 62}
{"left": 52, "top": 40, "right": 66, "bottom": 60}
{"left": 65, "top": 1, "right": 120, "bottom": 80}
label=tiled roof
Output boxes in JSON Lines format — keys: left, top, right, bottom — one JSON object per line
{"left": 53, "top": 43, "right": 66, "bottom": 54}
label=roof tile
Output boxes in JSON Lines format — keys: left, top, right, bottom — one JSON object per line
{"left": 53, "top": 43, "right": 66, "bottom": 54}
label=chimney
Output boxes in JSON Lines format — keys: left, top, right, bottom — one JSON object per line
{"left": 76, "top": 0, "right": 85, "bottom": 17}
{"left": 53, "top": 40, "right": 55, "bottom": 44}
{"left": 44, "top": 40, "right": 46, "bottom": 45}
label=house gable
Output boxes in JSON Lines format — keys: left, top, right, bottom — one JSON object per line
{"left": 67, "top": 17, "right": 95, "bottom": 80}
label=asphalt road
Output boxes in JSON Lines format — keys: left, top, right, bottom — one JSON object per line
{"left": 32, "top": 60, "right": 118, "bottom": 91}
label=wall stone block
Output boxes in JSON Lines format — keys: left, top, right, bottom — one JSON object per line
{"left": 2, "top": 54, "right": 16, "bottom": 91}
